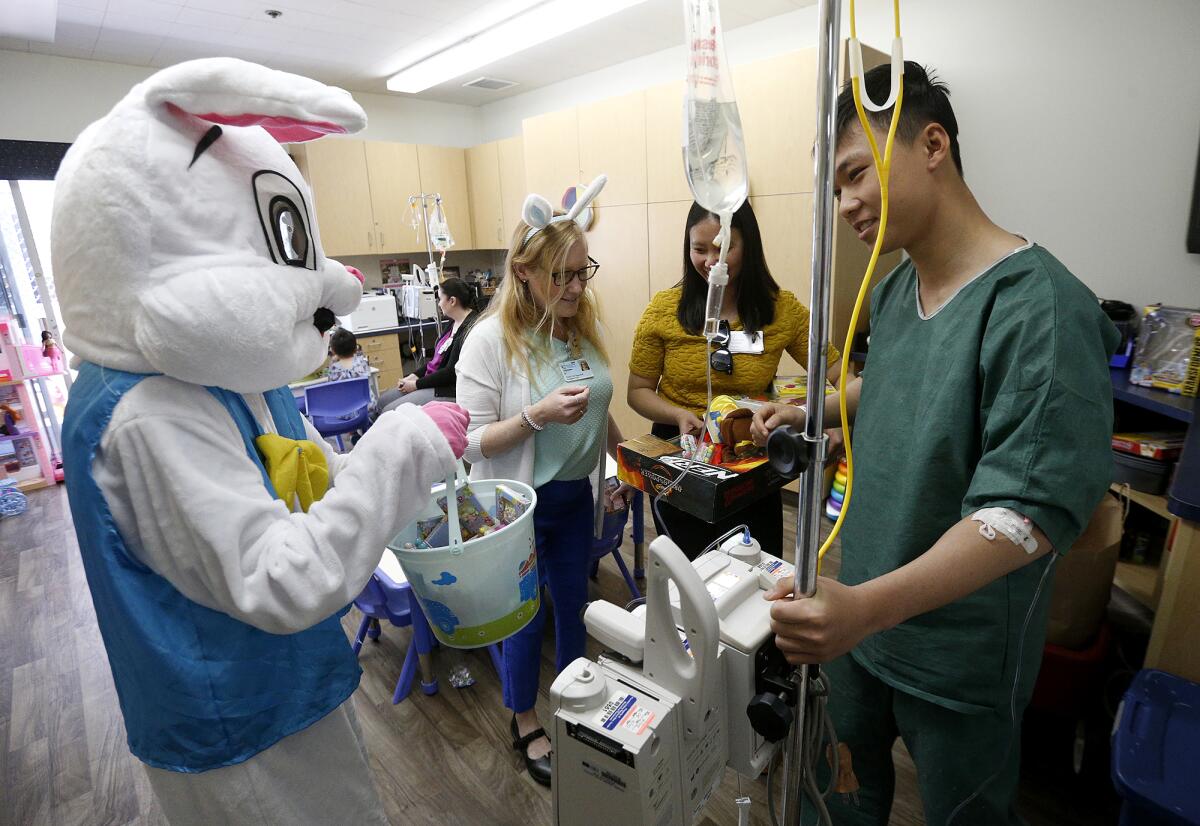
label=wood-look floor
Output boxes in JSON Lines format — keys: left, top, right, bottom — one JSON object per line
{"left": 1, "top": 485, "right": 1118, "bottom": 825}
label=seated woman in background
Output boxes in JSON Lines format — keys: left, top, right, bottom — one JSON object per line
{"left": 378, "top": 277, "right": 478, "bottom": 413}
{"left": 325, "top": 326, "right": 377, "bottom": 413}
{"left": 627, "top": 200, "right": 841, "bottom": 558}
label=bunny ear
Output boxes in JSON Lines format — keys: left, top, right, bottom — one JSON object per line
{"left": 565, "top": 174, "right": 607, "bottom": 223}
{"left": 522, "top": 193, "right": 554, "bottom": 230}
{"left": 143, "top": 57, "right": 366, "bottom": 143}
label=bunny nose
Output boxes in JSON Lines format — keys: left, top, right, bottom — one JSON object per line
{"left": 313, "top": 307, "right": 337, "bottom": 334}
{"left": 345, "top": 266, "right": 365, "bottom": 285}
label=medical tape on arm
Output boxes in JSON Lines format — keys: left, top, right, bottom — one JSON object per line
{"left": 970, "top": 507, "right": 1039, "bottom": 555}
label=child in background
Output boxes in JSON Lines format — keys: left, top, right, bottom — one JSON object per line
{"left": 325, "top": 327, "right": 377, "bottom": 413}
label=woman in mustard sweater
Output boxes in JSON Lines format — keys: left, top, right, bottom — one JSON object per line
{"left": 627, "top": 200, "right": 841, "bottom": 557}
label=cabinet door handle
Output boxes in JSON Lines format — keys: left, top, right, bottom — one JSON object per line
{"left": 379, "top": 231, "right": 385, "bottom": 250}
{"left": 367, "top": 230, "right": 374, "bottom": 250}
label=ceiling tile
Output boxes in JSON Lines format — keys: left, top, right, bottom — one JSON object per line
{"left": 181, "top": 0, "right": 255, "bottom": 18}
{"left": 61, "top": 0, "right": 110, "bottom": 10}
{"left": 174, "top": 7, "right": 245, "bottom": 32}
{"left": 59, "top": 4, "right": 107, "bottom": 26}
{"left": 54, "top": 20, "right": 103, "bottom": 48}
{"left": 93, "top": 29, "right": 165, "bottom": 64}
{"left": 104, "top": 0, "right": 183, "bottom": 25}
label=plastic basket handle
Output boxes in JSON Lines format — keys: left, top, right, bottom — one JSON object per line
{"left": 444, "top": 459, "right": 467, "bottom": 554}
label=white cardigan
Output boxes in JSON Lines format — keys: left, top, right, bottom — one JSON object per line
{"left": 456, "top": 315, "right": 605, "bottom": 504}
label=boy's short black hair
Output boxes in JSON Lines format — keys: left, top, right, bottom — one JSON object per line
{"left": 836, "top": 61, "right": 962, "bottom": 176}
{"left": 329, "top": 327, "right": 357, "bottom": 358}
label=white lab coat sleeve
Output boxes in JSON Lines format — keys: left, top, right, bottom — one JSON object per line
{"left": 94, "top": 378, "right": 455, "bottom": 634}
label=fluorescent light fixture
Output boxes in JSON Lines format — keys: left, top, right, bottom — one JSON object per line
{"left": 387, "top": 0, "right": 650, "bottom": 94}
{"left": 0, "top": 0, "right": 57, "bottom": 43}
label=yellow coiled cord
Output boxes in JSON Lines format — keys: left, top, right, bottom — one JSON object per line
{"left": 817, "top": 0, "right": 903, "bottom": 565}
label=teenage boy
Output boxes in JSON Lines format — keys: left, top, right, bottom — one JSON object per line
{"left": 750, "top": 63, "right": 1117, "bottom": 825}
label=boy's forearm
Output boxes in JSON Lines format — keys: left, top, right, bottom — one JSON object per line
{"left": 857, "top": 516, "right": 1054, "bottom": 635}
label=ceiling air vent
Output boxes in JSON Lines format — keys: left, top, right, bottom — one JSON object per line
{"left": 462, "top": 76, "right": 518, "bottom": 91}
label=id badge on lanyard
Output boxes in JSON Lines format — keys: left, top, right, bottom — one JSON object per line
{"left": 558, "top": 331, "right": 594, "bottom": 381}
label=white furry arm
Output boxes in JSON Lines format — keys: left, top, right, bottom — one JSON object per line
{"left": 94, "top": 379, "right": 455, "bottom": 634}
{"left": 301, "top": 413, "right": 349, "bottom": 479}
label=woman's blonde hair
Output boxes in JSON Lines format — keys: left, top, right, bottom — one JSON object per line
{"left": 483, "top": 214, "right": 609, "bottom": 380}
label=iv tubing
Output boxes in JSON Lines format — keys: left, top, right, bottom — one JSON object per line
{"left": 815, "top": 0, "right": 903, "bottom": 567}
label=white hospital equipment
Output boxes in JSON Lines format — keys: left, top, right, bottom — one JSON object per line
{"left": 337, "top": 293, "right": 398, "bottom": 334}
{"left": 551, "top": 533, "right": 803, "bottom": 825}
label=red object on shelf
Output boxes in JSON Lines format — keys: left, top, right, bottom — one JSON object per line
{"left": 1029, "top": 621, "right": 1112, "bottom": 717}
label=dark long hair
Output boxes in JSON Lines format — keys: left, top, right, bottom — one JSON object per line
{"left": 676, "top": 200, "right": 779, "bottom": 335}
{"left": 439, "top": 277, "right": 477, "bottom": 311}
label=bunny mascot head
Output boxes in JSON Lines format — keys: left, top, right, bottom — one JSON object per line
{"left": 55, "top": 59, "right": 466, "bottom": 825}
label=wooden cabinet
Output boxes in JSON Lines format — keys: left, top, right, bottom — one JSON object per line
{"left": 467, "top": 141, "right": 505, "bottom": 249}
{"left": 735, "top": 51, "right": 817, "bottom": 197}
{"left": 364, "top": 141, "right": 422, "bottom": 255}
{"left": 586, "top": 204, "right": 650, "bottom": 438}
{"left": 750, "top": 194, "right": 814, "bottom": 373}
{"left": 298, "top": 138, "right": 377, "bottom": 257}
{"left": 467, "top": 136, "right": 530, "bottom": 250}
{"left": 578, "top": 91, "right": 647, "bottom": 206}
{"left": 497, "top": 135, "right": 526, "bottom": 245}
{"left": 417, "top": 144, "right": 474, "bottom": 251}
{"left": 645, "top": 80, "right": 692, "bottom": 203}
{"left": 523, "top": 108, "right": 581, "bottom": 200}
{"left": 647, "top": 200, "right": 692, "bottom": 294}
{"left": 359, "top": 333, "right": 404, "bottom": 391}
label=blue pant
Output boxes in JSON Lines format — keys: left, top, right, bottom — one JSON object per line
{"left": 502, "top": 478, "right": 593, "bottom": 713}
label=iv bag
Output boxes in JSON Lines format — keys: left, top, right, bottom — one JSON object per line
{"left": 428, "top": 198, "right": 454, "bottom": 252}
{"left": 682, "top": 0, "right": 748, "bottom": 216}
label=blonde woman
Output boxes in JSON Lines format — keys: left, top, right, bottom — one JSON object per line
{"left": 456, "top": 177, "right": 631, "bottom": 787}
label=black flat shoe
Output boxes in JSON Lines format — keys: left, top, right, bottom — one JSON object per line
{"left": 510, "top": 714, "right": 552, "bottom": 787}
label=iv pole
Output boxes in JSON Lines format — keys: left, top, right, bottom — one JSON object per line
{"left": 408, "top": 193, "right": 448, "bottom": 339}
{"left": 778, "top": 0, "right": 841, "bottom": 822}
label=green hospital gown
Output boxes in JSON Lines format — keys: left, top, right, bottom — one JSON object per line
{"left": 840, "top": 243, "right": 1119, "bottom": 713}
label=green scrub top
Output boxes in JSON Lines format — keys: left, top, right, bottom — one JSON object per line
{"left": 840, "top": 243, "right": 1119, "bottom": 714}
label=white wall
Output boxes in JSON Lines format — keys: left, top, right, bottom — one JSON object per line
{"left": 0, "top": 50, "right": 482, "bottom": 147}
{"left": 478, "top": 0, "right": 1200, "bottom": 308}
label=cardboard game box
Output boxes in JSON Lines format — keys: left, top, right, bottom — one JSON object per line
{"left": 1111, "top": 431, "right": 1186, "bottom": 462}
{"left": 616, "top": 434, "right": 786, "bottom": 523}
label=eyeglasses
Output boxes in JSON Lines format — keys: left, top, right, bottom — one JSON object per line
{"left": 709, "top": 319, "right": 733, "bottom": 375}
{"left": 552, "top": 257, "right": 600, "bottom": 286}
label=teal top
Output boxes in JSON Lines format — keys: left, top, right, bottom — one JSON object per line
{"left": 530, "top": 333, "right": 613, "bottom": 488}
{"left": 840, "top": 244, "right": 1119, "bottom": 713}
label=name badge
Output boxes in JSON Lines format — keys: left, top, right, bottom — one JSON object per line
{"left": 559, "top": 358, "right": 595, "bottom": 381}
{"left": 728, "top": 331, "right": 765, "bottom": 355}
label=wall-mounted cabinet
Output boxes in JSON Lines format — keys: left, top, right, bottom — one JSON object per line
{"left": 644, "top": 81, "right": 691, "bottom": 203}
{"left": 579, "top": 91, "right": 647, "bottom": 207}
{"left": 417, "top": 144, "right": 474, "bottom": 252}
{"left": 364, "top": 141, "right": 421, "bottom": 256}
{"left": 467, "top": 135, "right": 528, "bottom": 250}
{"left": 735, "top": 51, "right": 817, "bottom": 196}
{"left": 294, "top": 139, "right": 474, "bottom": 257}
{"left": 523, "top": 108, "right": 581, "bottom": 201}
{"left": 587, "top": 203, "right": 650, "bottom": 438}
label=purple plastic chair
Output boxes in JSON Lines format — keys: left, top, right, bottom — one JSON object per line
{"left": 351, "top": 567, "right": 507, "bottom": 704}
{"left": 589, "top": 487, "right": 642, "bottom": 601}
{"left": 304, "top": 376, "right": 370, "bottom": 451}
{"left": 352, "top": 570, "right": 438, "bottom": 703}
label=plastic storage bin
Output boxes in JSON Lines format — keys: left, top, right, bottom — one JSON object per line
{"left": 1111, "top": 669, "right": 1200, "bottom": 826}
{"left": 1113, "top": 450, "right": 1172, "bottom": 495}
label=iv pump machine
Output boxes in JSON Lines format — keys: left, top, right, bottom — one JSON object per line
{"left": 550, "top": 530, "right": 800, "bottom": 825}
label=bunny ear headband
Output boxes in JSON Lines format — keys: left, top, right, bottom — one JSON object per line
{"left": 521, "top": 174, "right": 607, "bottom": 246}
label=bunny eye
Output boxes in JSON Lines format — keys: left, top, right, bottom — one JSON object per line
{"left": 252, "top": 170, "right": 316, "bottom": 270}
{"left": 271, "top": 198, "right": 308, "bottom": 266}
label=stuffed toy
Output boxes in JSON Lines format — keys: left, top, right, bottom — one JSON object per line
{"left": 54, "top": 58, "right": 469, "bottom": 826}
